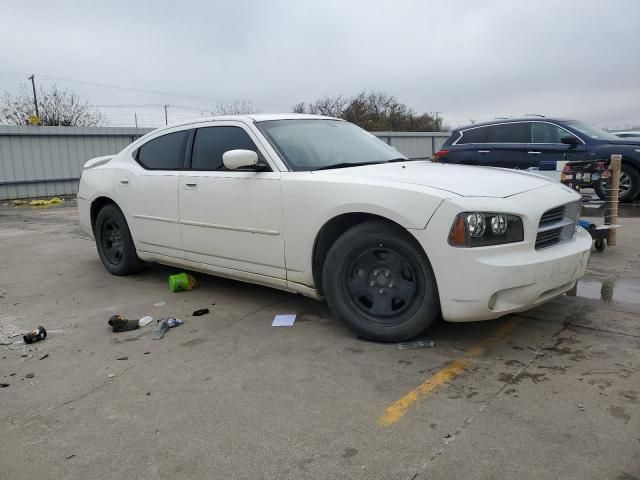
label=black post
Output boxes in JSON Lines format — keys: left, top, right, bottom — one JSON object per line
{"left": 28, "top": 74, "right": 39, "bottom": 117}
{"left": 164, "top": 105, "right": 168, "bottom": 125}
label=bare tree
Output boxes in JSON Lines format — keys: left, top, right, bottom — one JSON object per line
{"left": 0, "top": 84, "right": 103, "bottom": 126}
{"left": 293, "top": 90, "right": 445, "bottom": 131}
{"left": 216, "top": 99, "right": 261, "bottom": 115}
{"left": 292, "top": 102, "right": 307, "bottom": 114}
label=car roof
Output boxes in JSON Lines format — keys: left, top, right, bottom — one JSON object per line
{"left": 455, "top": 117, "right": 575, "bottom": 131}
{"left": 161, "top": 113, "right": 342, "bottom": 130}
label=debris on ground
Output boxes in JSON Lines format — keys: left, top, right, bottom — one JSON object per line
{"left": 108, "top": 315, "right": 139, "bottom": 332}
{"left": 0, "top": 341, "right": 12, "bottom": 346}
{"left": 116, "top": 356, "right": 128, "bottom": 361}
{"left": 146, "top": 392, "right": 151, "bottom": 396}
{"left": 578, "top": 403, "right": 585, "bottom": 411}
{"left": 23, "top": 326, "right": 47, "bottom": 344}
{"left": 0, "top": 383, "right": 9, "bottom": 388}
{"left": 168, "top": 272, "right": 197, "bottom": 292}
{"left": 272, "top": 314, "right": 297, "bottom": 327}
{"left": 107, "top": 373, "right": 115, "bottom": 378}
{"left": 143, "top": 351, "right": 151, "bottom": 355}
{"left": 65, "top": 454, "right": 75, "bottom": 460}
{"left": 25, "top": 373, "right": 35, "bottom": 378}
{"left": 151, "top": 318, "right": 184, "bottom": 340}
{"left": 13, "top": 197, "right": 65, "bottom": 207}
{"left": 192, "top": 308, "right": 209, "bottom": 317}
{"left": 397, "top": 340, "right": 435, "bottom": 350}
{"left": 153, "top": 301, "right": 166, "bottom": 307}
{"left": 138, "top": 316, "right": 153, "bottom": 327}
{"left": 39, "top": 354, "right": 49, "bottom": 360}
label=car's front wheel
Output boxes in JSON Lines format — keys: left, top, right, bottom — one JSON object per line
{"left": 322, "top": 221, "right": 440, "bottom": 342}
{"left": 594, "top": 163, "right": 640, "bottom": 203}
{"left": 95, "top": 204, "right": 144, "bottom": 275}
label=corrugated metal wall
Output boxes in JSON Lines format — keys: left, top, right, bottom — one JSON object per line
{"left": 0, "top": 126, "right": 152, "bottom": 200}
{"left": 372, "top": 132, "right": 449, "bottom": 160}
{"left": 0, "top": 126, "right": 450, "bottom": 200}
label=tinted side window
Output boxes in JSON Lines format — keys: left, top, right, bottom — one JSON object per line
{"left": 191, "top": 126, "right": 262, "bottom": 170}
{"left": 137, "top": 131, "right": 188, "bottom": 170}
{"left": 487, "top": 123, "right": 529, "bottom": 143}
{"left": 458, "top": 126, "right": 489, "bottom": 144}
{"left": 531, "top": 123, "right": 572, "bottom": 143}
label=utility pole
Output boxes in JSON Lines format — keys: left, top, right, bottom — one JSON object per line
{"left": 164, "top": 105, "right": 168, "bottom": 125}
{"left": 134, "top": 112, "right": 138, "bottom": 128}
{"left": 27, "top": 74, "right": 39, "bottom": 117}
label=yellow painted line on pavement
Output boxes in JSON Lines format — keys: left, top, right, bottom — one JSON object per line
{"left": 378, "top": 318, "right": 520, "bottom": 427}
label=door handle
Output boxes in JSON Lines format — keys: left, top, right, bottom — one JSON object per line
{"left": 184, "top": 182, "right": 198, "bottom": 190}
{"left": 527, "top": 151, "right": 541, "bottom": 155}
{"left": 477, "top": 150, "right": 490, "bottom": 154}
{"left": 118, "top": 178, "right": 129, "bottom": 186}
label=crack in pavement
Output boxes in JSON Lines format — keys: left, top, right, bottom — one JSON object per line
{"left": 407, "top": 307, "right": 585, "bottom": 479}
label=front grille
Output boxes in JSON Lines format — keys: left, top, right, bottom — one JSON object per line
{"left": 535, "top": 202, "right": 580, "bottom": 250}
{"left": 539, "top": 206, "right": 565, "bottom": 227}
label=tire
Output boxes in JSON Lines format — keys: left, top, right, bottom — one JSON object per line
{"left": 94, "top": 204, "right": 144, "bottom": 275}
{"left": 322, "top": 221, "right": 440, "bottom": 342}
{"left": 594, "top": 163, "right": 640, "bottom": 203}
{"left": 594, "top": 239, "right": 606, "bottom": 252}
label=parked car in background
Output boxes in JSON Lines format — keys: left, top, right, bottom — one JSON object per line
{"left": 78, "top": 114, "right": 591, "bottom": 342}
{"left": 435, "top": 117, "right": 640, "bottom": 202}
{"left": 613, "top": 131, "right": 640, "bottom": 139}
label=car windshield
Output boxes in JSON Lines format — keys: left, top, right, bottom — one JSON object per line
{"left": 565, "top": 121, "right": 620, "bottom": 141}
{"left": 256, "top": 119, "right": 406, "bottom": 171}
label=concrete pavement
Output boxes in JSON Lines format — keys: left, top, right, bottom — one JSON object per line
{"left": 0, "top": 200, "right": 638, "bottom": 479}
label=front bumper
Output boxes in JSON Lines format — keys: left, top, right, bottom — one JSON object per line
{"left": 412, "top": 185, "right": 592, "bottom": 322}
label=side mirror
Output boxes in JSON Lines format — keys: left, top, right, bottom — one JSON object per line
{"left": 561, "top": 136, "right": 579, "bottom": 146}
{"left": 222, "top": 149, "right": 259, "bottom": 170}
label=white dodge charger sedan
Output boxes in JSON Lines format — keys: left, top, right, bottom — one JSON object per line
{"left": 78, "top": 114, "right": 591, "bottom": 341}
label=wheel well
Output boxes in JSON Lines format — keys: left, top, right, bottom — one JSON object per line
{"left": 312, "top": 213, "right": 412, "bottom": 295}
{"left": 90, "top": 197, "right": 117, "bottom": 233}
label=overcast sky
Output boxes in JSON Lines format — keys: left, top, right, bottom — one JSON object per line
{"left": 1, "top": 0, "right": 639, "bottom": 128}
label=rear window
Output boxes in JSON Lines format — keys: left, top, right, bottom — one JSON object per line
{"left": 136, "top": 131, "right": 188, "bottom": 170}
{"left": 487, "top": 123, "right": 529, "bottom": 143}
{"left": 457, "top": 126, "right": 489, "bottom": 144}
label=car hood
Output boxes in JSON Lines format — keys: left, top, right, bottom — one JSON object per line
{"left": 311, "top": 161, "right": 554, "bottom": 198}
{"left": 605, "top": 139, "right": 640, "bottom": 146}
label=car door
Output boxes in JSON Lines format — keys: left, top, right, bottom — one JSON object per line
{"left": 447, "top": 125, "right": 490, "bottom": 164}
{"left": 115, "top": 128, "right": 189, "bottom": 259}
{"left": 179, "top": 122, "right": 286, "bottom": 279}
{"left": 480, "top": 122, "right": 529, "bottom": 168}
{"left": 527, "top": 121, "right": 587, "bottom": 166}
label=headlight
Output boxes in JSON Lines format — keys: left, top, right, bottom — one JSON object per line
{"left": 448, "top": 212, "right": 523, "bottom": 247}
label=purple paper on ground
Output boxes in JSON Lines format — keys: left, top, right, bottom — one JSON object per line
{"left": 272, "top": 314, "right": 296, "bottom": 327}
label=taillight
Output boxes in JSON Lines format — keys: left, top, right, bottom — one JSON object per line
{"left": 433, "top": 150, "right": 449, "bottom": 161}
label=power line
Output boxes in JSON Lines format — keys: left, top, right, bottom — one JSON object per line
{"left": 25, "top": 73, "right": 232, "bottom": 104}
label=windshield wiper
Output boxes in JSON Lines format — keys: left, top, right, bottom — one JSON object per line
{"left": 313, "top": 161, "right": 384, "bottom": 171}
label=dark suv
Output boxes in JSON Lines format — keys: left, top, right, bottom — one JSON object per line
{"left": 436, "top": 117, "right": 640, "bottom": 202}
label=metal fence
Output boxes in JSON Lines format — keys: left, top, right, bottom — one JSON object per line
{"left": 0, "top": 126, "right": 450, "bottom": 200}
{"left": 372, "top": 132, "right": 450, "bottom": 160}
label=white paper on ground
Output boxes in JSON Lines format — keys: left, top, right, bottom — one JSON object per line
{"left": 272, "top": 314, "right": 296, "bottom": 327}
{"left": 138, "top": 316, "right": 153, "bottom": 327}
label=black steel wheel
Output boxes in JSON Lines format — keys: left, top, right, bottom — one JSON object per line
{"left": 345, "top": 247, "right": 419, "bottom": 321}
{"left": 95, "top": 204, "right": 144, "bottom": 275}
{"left": 322, "top": 221, "right": 440, "bottom": 341}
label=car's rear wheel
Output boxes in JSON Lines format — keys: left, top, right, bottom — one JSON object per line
{"left": 322, "top": 221, "right": 440, "bottom": 342}
{"left": 95, "top": 204, "right": 144, "bottom": 275}
{"left": 593, "top": 163, "right": 640, "bottom": 203}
